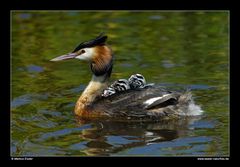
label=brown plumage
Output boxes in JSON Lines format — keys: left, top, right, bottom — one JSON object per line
{"left": 91, "top": 45, "right": 113, "bottom": 77}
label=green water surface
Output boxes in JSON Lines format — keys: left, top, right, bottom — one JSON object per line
{"left": 11, "top": 11, "right": 229, "bottom": 156}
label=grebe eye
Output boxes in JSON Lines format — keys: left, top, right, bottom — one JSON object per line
{"left": 80, "top": 50, "right": 85, "bottom": 54}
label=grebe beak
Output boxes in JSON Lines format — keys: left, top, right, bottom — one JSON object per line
{"left": 50, "top": 52, "right": 78, "bottom": 61}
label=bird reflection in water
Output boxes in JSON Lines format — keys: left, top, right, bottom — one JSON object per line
{"left": 75, "top": 116, "right": 202, "bottom": 156}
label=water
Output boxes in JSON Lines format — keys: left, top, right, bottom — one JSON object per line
{"left": 11, "top": 11, "right": 229, "bottom": 156}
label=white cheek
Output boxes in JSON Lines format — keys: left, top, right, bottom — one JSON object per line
{"left": 75, "top": 48, "right": 94, "bottom": 61}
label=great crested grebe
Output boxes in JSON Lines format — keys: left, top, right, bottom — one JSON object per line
{"left": 51, "top": 33, "right": 203, "bottom": 120}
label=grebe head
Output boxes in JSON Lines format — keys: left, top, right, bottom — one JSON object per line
{"left": 51, "top": 33, "right": 113, "bottom": 77}
{"left": 128, "top": 74, "right": 146, "bottom": 89}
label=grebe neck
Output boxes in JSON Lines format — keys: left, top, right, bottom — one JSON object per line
{"left": 82, "top": 74, "right": 109, "bottom": 101}
{"left": 75, "top": 47, "right": 113, "bottom": 115}
{"left": 75, "top": 74, "right": 109, "bottom": 115}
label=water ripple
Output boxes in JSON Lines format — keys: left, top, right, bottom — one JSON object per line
{"left": 115, "top": 136, "right": 212, "bottom": 155}
{"left": 11, "top": 93, "right": 49, "bottom": 109}
{"left": 27, "top": 65, "right": 44, "bottom": 73}
{"left": 35, "top": 124, "right": 92, "bottom": 142}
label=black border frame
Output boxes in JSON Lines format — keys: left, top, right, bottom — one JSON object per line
{"left": 2, "top": 0, "right": 237, "bottom": 162}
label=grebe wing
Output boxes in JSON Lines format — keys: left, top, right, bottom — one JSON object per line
{"left": 95, "top": 86, "right": 182, "bottom": 118}
{"left": 143, "top": 93, "right": 179, "bottom": 109}
{"left": 106, "top": 86, "right": 180, "bottom": 106}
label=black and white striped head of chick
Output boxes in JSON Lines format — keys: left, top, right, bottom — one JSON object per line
{"left": 102, "top": 87, "right": 116, "bottom": 97}
{"left": 101, "top": 79, "right": 130, "bottom": 97}
{"left": 110, "top": 79, "right": 130, "bottom": 92}
{"left": 128, "top": 74, "right": 146, "bottom": 89}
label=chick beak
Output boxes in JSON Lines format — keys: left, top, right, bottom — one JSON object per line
{"left": 50, "top": 52, "right": 78, "bottom": 61}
